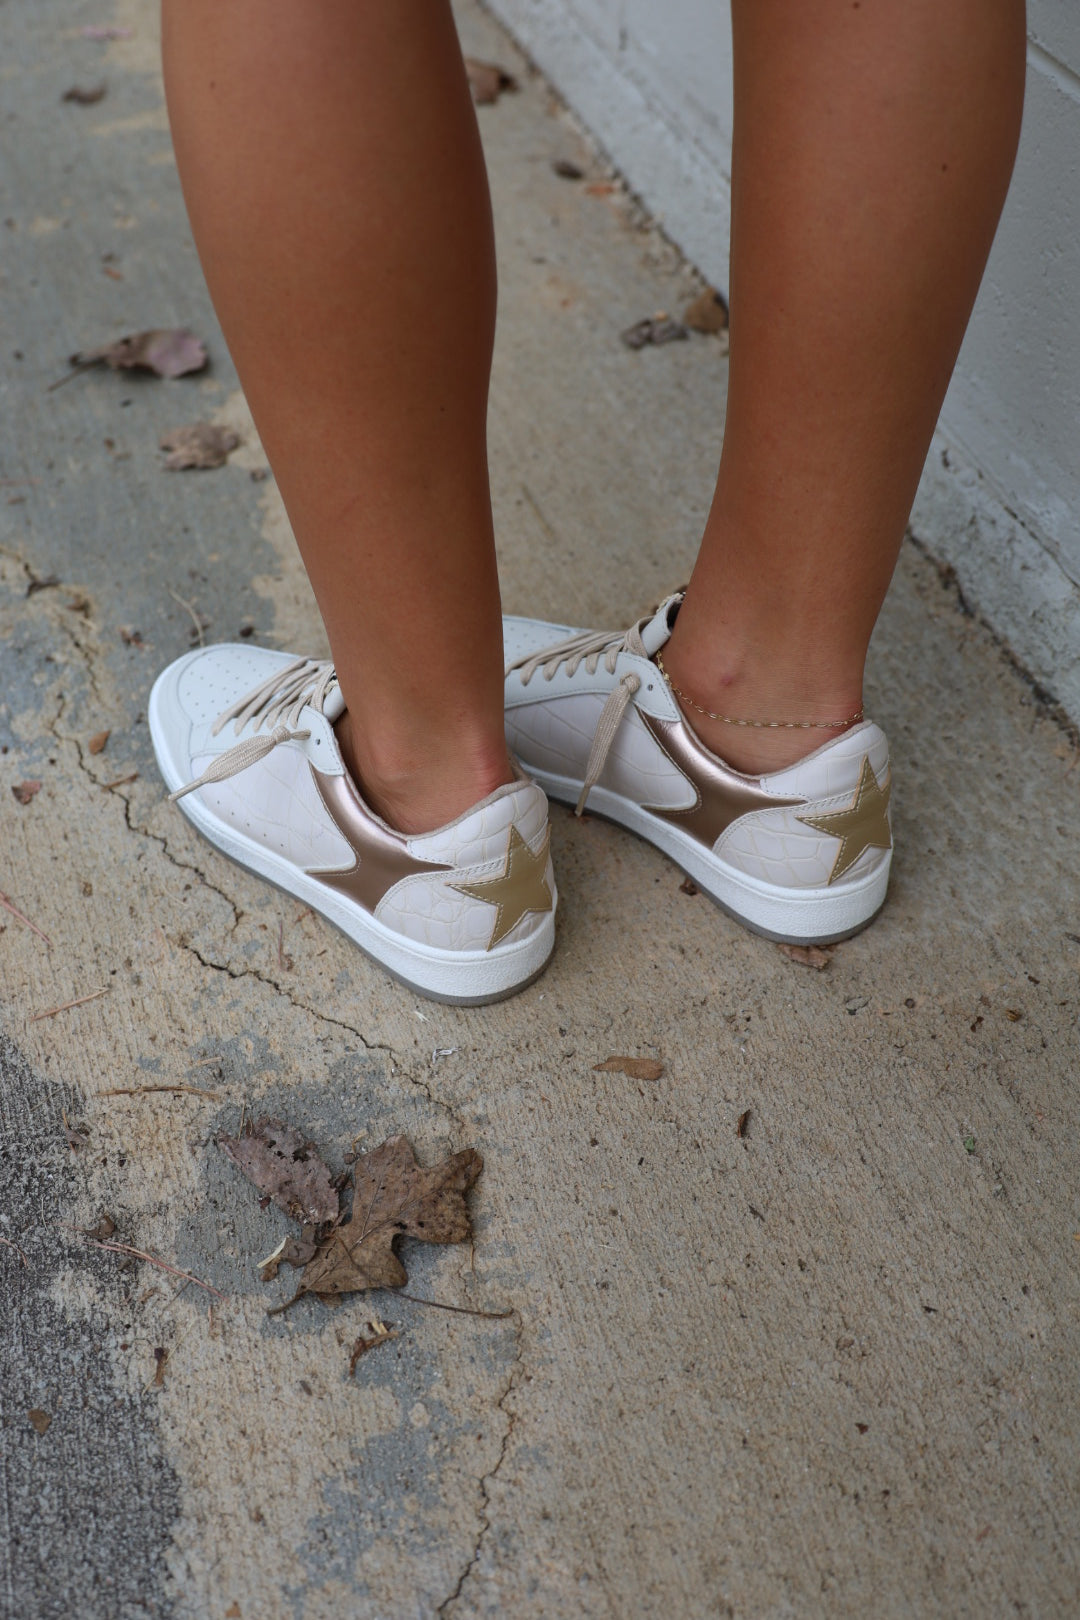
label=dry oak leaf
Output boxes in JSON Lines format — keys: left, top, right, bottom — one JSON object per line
{"left": 593, "top": 1056, "right": 664, "bottom": 1082}
{"left": 160, "top": 422, "right": 240, "bottom": 471}
{"left": 465, "top": 57, "right": 518, "bottom": 105}
{"left": 776, "top": 942, "right": 834, "bottom": 970}
{"left": 684, "top": 287, "right": 729, "bottom": 334}
{"left": 257, "top": 1230, "right": 319, "bottom": 1281}
{"left": 295, "top": 1134, "right": 483, "bottom": 1302}
{"left": 219, "top": 1117, "right": 340, "bottom": 1227}
{"left": 62, "top": 83, "right": 107, "bottom": 105}
{"left": 621, "top": 316, "right": 688, "bottom": 351}
{"left": 11, "top": 780, "right": 42, "bottom": 805}
{"left": 72, "top": 328, "right": 208, "bottom": 379}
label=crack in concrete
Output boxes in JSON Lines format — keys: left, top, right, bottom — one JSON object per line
{"left": 435, "top": 1310, "right": 526, "bottom": 1617}
{"left": 21, "top": 551, "right": 473, "bottom": 1136}
{"left": 181, "top": 935, "right": 397, "bottom": 1058}
{"left": 174, "top": 934, "right": 470, "bottom": 1138}
{"left": 118, "top": 794, "right": 244, "bottom": 936}
{"left": 44, "top": 694, "right": 244, "bottom": 934}
{"left": 0, "top": 542, "right": 109, "bottom": 709}
{"left": 55, "top": 707, "right": 470, "bottom": 1128}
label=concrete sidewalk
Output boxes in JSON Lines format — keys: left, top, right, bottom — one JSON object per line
{"left": 1, "top": 3, "right": 1078, "bottom": 1617}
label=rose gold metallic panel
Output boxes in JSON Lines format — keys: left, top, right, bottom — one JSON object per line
{"left": 638, "top": 713, "right": 804, "bottom": 847}
{"left": 308, "top": 768, "right": 451, "bottom": 913}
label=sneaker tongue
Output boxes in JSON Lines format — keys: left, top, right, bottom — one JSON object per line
{"left": 638, "top": 592, "right": 683, "bottom": 656}
{"left": 322, "top": 684, "right": 347, "bottom": 725}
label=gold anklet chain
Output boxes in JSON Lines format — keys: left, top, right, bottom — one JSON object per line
{"left": 654, "top": 651, "right": 863, "bottom": 732}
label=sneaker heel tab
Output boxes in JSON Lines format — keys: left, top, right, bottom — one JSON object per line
{"left": 639, "top": 591, "right": 684, "bottom": 656}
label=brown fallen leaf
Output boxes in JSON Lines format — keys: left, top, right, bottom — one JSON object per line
{"left": 349, "top": 1317, "right": 400, "bottom": 1374}
{"left": 61, "top": 1108, "right": 89, "bottom": 1151}
{"left": 11, "top": 780, "right": 42, "bottom": 805}
{"left": 684, "top": 287, "right": 729, "bottom": 334}
{"left": 153, "top": 1346, "right": 168, "bottom": 1387}
{"left": 219, "top": 1117, "right": 340, "bottom": 1227}
{"left": 87, "top": 730, "right": 110, "bottom": 755}
{"left": 160, "top": 422, "right": 240, "bottom": 471}
{"left": 777, "top": 942, "right": 834, "bottom": 970}
{"left": 291, "top": 1134, "right": 482, "bottom": 1304}
{"left": 28, "top": 1409, "right": 52, "bottom": 1436}
{"left": 736, "top": 1109, "right": 751, "bottom": 1139}
{"left": 66, "top": 328, "right": 208, "bottom": 382}
{"left": 62, "top": 83, "right": 107, "bottom": 106}
{"left": 257, "top": 1231, "right": 319, "bottom": 1282}
{"left": 593, "top": 1056, "right": 664, "bottom": 1082}
{"left": 465, "top": 57, "right": 518, "bottom": 105}
{"left": 225, "top": 1606, "right": 242, "bottom": 1620}
{"left": 621, "top": 316, "right": 688, "bottom": 351}
{"left": 82, "top": 1212, "right": 117, "bottom": 1242}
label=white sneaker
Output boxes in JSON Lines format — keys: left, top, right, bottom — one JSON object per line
{"left": 503, "top": 593, "right": 892, "bottom": 944}
{"left": 149, "top": 645, "right": 556, "bottom": 1003}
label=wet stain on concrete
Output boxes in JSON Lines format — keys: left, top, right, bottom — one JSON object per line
{"left": 0, "top": 1033, "right": 180, "bottom": 1620}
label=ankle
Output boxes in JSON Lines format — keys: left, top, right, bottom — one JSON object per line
{"left": 658, "top": 637, "right": 864, "bottom": 776}
{"left": 333, "top": 712, "right": 514, "bottom": 834}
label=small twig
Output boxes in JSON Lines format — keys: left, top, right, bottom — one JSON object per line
{"left": 46, "top": 358, "right": 99, "bottom": 394}
{"left": 29, "top": 986, "right": 109, "bottom": 1023}
{"left": 0, "top": 889, "right": 50, "bottom": 944}
{"left": 167, "top": 588, "right": 206, "bottom": 647}
{"left": 64, "top": 1227, "right": 225, "bottom": 1299}
{"left": 395, "top": 1291, "right": 515, "bottom": 1320}
{"left": 99, "top": 1082, "right": 222, "bottom": 1100}
{"left": 0, "top": 1235, "right": 29, "bottom": 1267}
{"left": 267, "top": 1289, "right": 514, "bottom": 1322}
{"left": 101, "top": 771, "right": 138, "bottom": 790}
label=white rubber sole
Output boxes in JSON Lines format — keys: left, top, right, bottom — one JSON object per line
{"left": 148, "top": 679, "right": 555, "bottom": 1005}
{"left": 530, "top": 767, "right": 889, "bottom": 945}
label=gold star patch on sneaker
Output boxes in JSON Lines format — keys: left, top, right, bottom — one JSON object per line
{"left": 450, "top": 826, "right": 553, "bottom": 950}
{"left": 796, "top": 756, "right": 892, "bottom": 884}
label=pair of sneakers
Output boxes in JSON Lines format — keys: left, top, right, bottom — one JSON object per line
{"left": 149, "top": 592, "right": 892, "bottom": 1004}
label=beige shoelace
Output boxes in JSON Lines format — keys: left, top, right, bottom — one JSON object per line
{"left": 169, "top": 657, "right": 338, "bottom": 802}
{"left": 507, "top": 620, "right": 651, "bottom": 814}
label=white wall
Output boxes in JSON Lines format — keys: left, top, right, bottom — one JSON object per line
{"left": 488, "top": 0, "right": 1080, "bottom": 718}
